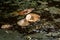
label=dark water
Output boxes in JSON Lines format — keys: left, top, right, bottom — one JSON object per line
{"left": 0, "top": 0, "right": 60, "bottom": 40}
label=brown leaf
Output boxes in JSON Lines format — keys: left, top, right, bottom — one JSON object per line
{"left": 17, "top": 19, "right": 30, "bottom": 27}
{"left": 18, "top": 8, "right": 34, "bottom": 15}
{"left": 25, "top": 13, "right": 40, "bottom": 22}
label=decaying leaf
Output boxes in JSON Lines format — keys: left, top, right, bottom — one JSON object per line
{"left": 25, "top": 13, "right": 40, "bottom": 22}
{"left": 17, "top": 19, "right": 30, "bottom": 28}
{"left": 18, "top": 8, "right": 34, "bottom": 15}
{"left": 1, "top": 24, "right": 12, "bottom": 29}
